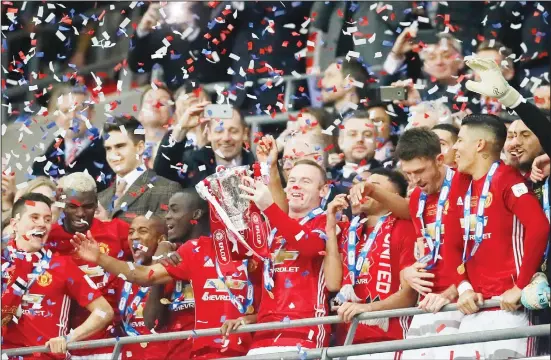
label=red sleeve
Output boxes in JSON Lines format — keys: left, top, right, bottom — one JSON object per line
{"left": 262, "top": 203, "right": 326, "bottom": 257}
{"left": 395, "top": 220, "right": 417, "bottom": 270}
{"left": 64, "top": 257, "right": 103, "bottom": 308}
{"left": 502, "top": 174, "right": 550, "bottom": 289}
{"left": 162, "top": 242, "right": 194, "bottom": 281}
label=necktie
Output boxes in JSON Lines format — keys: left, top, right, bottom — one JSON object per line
{"left": 114, "top": 179, "right": 127, "bottom": 208}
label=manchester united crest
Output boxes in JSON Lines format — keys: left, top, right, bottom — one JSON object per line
{"left": 98, "top": 242, "right": 110, "bottom": 255}
{"left": 37, "top": 271, "right": 53, "bottom": 287}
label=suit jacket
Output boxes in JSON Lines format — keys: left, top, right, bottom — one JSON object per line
{"left": 154, "top": 130, "right": 256, "bottom": 189}
{"left": 98, "top": 169, "right": 182, "bottom": 224}
{"left": 31, "top": 135, "right": 114, "bottom": 192}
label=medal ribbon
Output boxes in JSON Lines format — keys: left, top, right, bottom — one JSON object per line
{"left": 214, "top": 260, "right": 254, "bottom": 314}
{"left": 347, "top": 214, "right": 390, "bottom": 285}
{"left": 461, "top": 161, "right": 499, "bottom": 265}
{"left": 119, "top": 281, "right": 149, "bottom": 336}
{"left": 169, "top": 280, "right": 186, "bottom": 311}
{"left": 416, "top": 167, "right": 454, "bottom": 269}
{"left": 1, "top": 246, "right": 52, "bottom": 327}
{"left": 542, "top": 180, "right": 550, "bottom": 267}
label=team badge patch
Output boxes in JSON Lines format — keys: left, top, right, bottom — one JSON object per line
{"left": 511, "top": 183, "right": 528, "bottom": 198}
{"left": 37, "top": 271, "right": 53, "bottom": 287}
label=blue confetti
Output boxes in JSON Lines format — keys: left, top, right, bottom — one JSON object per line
{"left": 220, "top": 315, "right": 226, "bottom": 323}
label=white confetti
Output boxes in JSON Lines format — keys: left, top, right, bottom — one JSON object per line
{"left": 427, "top": 85, "right": 439, "bottom": 95}
{"left": 198, "top": 165, "right": 206, "bottom": 172}
{"left": 55, "top": 31, "right": 66, "bottom": 41}
{"left": 295, "top": 230, "right": 305, "bottom": 241}
{"left": 119, "top": 17, "right": 131, "bottom": 29}
{"left": 145, "top": 211, "right": 153, "bottom": 219}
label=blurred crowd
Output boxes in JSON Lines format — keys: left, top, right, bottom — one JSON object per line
{"left": 1, "top": 1, "right": 550, "bottom": 360}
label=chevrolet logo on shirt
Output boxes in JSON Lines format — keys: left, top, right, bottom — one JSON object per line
{"left": 272, "top": 250, "right": 299, "bottom": 265}
{"left": 203, "top": 278, "right": 247, "bottom": 292}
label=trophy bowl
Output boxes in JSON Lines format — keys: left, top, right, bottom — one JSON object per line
{"left": 196, "top": 166, "right": 252, "bottom": 231}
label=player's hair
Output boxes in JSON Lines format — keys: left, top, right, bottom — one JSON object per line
{"left": 12, "top": 193, "right": 53, "bottom": 219}
{"left": 58, "top": 172, "right": 97, "bottom": 194}
{"left": 476, "top": 40, "right": 514, "bottom": 68}
{"left": 395, "top": 128, "right": 441, "bottom": 161}
{"left": 292, "top": 159, "right": 328, "bottom": 185}
{"left": 48, "top": 84, "right": 94, "bottom": 112}
{"left": 432, "top": 123, "right": 459, "bottom": 142}
{"left": 369, "top": 167, "right": 409, "bottom": 198}
{"left": 171, "top": 189, "right": 209, "bottom": 214}
{"left": 103, "top": 116, "right": 145, "bottom": 144}
{"left": 461, "top": 114, "right": 507, "bottom": 155}
{"left": 143, "top": 214, "right": 168, "bottom": 236}
{"left": 139, "top": 83, "right": 174, "bottom": 109}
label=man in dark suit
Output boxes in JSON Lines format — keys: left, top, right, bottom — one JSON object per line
{"left": 31, "top": 85, "right": 113, "bottom": 191}
{"left": 98, "top": 116, "right": 181, "bottom": 224}
{"left": 154, "top": 102, "right": 255, "bottom": 188}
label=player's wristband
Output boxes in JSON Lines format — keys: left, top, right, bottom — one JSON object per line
{"left": 458, "top": 281, "right": 474, "bottom": 296}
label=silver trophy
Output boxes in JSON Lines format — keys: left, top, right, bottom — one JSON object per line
{"left": 197, "top": 166, "right": 251, "bottom": 231}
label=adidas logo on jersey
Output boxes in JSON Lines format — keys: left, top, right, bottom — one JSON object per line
{"left": 204, "top": 258, "right": 214, "bottom": 267}
{"left": 457, "top": 197, "right": 463, "bottom": 206}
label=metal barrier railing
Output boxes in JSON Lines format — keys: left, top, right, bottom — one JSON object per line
{"left": 4, "top": 299, "right": 549, "bottom": 359}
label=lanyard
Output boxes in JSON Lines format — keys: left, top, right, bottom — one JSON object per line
{"left": 416, "top": 167, "right": 454, "bottom": 269}
{"left": 461, "top": 162, "right": 499, "bottom": 266}
{"left": 263, "top": 228, "right": 278, "bottom": 295}
{"left": 542, "top": 180, "right": 550, "bottom": 270}
{"left": 119, "top": 281, "right": 149, "bottom": 336}
{"left": 299, "top": 207, "right": 324, "bottom": 226}
{"left": 215, "top": 259, "right": 254, "bottom": 315}
{"left": 2, "top": 248, "right": 52, "bottom": 297}
{"left": 169, "top": 280, "right": 187, "bottom": 311}
{"left": 347, "top": 214, "right": 389, "bottom": 284}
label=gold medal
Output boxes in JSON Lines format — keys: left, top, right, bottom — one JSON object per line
{"left": 246, "top": 305, "right": 255, "bottom": 315}
{"left": 140, "top": 342, "right": 148, "bottom": 348}
{"left": 457, "top": 263, "right": 465, "bottom": 275}
{"left": 160, "top": 298, "right": 171, "bottom": 305}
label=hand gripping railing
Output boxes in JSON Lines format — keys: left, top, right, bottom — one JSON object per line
{"left": 3, "top": 299, "right": 549, "bottom": 359}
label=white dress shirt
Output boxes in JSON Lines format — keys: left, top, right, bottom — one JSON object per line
{"left": 117, "top": 165, "right": 146, "bottom": 194}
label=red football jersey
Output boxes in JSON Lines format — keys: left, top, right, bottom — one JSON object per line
{"left": 408, "top": 171, "right": 471, "bottom": 293}
{"left": 449, "top": 163, "right": 549, "bottom": 298}
{"left": 250, "top": 204, "right": 330, "bottom": 350}
{"left": 336, "top": 217, "right": 416, "bottom": 344}
{"left": 112, "top": 281, "right": 167, "bottom": 360}
{"left": 48, "top": 219, "right": 131, "bottom": 357}
{"left": 2, "top": 255, "right": 102, "bottom": 359}
{"left": 161, "top": 280, "right": 196, "bottom": 360}
{"left": 163, "top": 237, "right": 257, "bottom": 359}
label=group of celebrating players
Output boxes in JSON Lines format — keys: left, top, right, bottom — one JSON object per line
{"left": 1, "top": 55, "right": 550, "bottom": 360}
